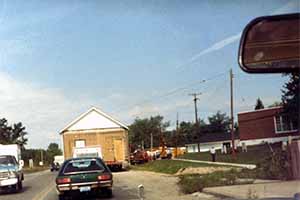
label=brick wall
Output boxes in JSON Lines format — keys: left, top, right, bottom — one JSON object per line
{"left": 238, "top": 107, "right": 299, "bottom": 141}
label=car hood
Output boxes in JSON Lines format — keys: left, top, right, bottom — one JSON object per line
{"left": 0, "top": 165, "right": 17, "bottom": 172}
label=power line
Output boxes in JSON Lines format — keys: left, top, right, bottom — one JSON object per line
{"left": 113, "top": 71, "right": 228, "bottom": 113}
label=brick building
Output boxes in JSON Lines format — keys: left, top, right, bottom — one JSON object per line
{"left": 238, "top": 106, "right": 299, "bottom": 146}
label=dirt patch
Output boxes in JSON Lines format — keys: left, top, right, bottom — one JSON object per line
{"left": 175, "top": 167, "right": 234, "bottom": 175}
{"left": 113, "top": 170, "right": 219, "bottom": 200}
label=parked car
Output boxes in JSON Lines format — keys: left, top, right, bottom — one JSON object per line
{"left": 130, "top": 149, "right": 149, "bottom": 165}
{"left": 56, "top": 157, "right": 113, "bottom": 199}
{"left": 0, "top": 155, "right": 24, "bottom": 192}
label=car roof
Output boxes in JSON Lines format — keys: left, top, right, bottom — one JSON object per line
{"left": 0, "top": 155, "right": 13, "bottom": 158}
{"left": 64, "top": 157, "right": 101, "bottom": 162}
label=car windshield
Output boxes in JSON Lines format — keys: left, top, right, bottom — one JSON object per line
{"left": 0, "top": 156, "right": 16, "bottom": 166}
{"left": 63, "top": 159, "right": 104, "bottom": 174}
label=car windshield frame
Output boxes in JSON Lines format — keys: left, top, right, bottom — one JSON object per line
{"left": 62, "top": 158, "right": 105, "bottom": 175}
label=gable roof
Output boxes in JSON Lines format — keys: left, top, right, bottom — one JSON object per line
{"left": 59, "top": 107, "right": 128, "bottom": 134}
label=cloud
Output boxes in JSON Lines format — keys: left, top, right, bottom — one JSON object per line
{"left": 176, "top": 32, "right": 241, "bottom": 69}
{"left": 272, "top": 1, "right": 300, "bottom": 15}
{"left": 0, "top": 71, "right": 92, "bottom": 148}
{"left": 176, "top": 1, "right": 298, "bottom": 70}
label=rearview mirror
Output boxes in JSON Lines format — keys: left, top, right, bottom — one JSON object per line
{"left": 238, "top": 13, "right": 300, "bottom": 73}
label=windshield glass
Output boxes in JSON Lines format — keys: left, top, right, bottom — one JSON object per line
{"left": 0, "top": 156, "right": 16, "bottom": 166}
{"left": 63, "top": 159, "right": 104, "bottom": 174}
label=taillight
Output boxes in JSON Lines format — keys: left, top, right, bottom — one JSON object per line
{"left": 98, "top": 174, "right": 111, "bottom": 181}
{"left": 57, "top": 177, "right": 71, "bottom": 184}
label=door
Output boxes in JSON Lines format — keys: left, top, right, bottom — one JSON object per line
{"left": 113, "top": 139, "right": 124, "bottom": 161}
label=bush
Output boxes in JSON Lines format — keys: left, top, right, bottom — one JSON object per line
{"left": 238, "top": 149, "right": 291, "bottom": 180}
{"left": 256, "top": 149, "right": 290, "bottom": 180}
{"left": 178, "top": 169, "right": 245, "bottom": 193}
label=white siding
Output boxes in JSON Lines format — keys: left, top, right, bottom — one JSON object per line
{"left": 186, "top": 140, "right": 240, "bottom": 153}
{"left": 67, "top": 110, "right": 121, "bottom": 131}
{"left": 241, "top": 135, "right": 300, "bottom": 146}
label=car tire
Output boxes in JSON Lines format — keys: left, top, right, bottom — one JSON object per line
{"left": 18, "top": 181, "right": 23, "bottom": 190}
{"left": 105, "top": 188, "right": 113, "bottom": 198}
{"left": 58, "top": 194, "right": 65, "bottom": 200}
{"left": 12, "top": 180, "right": 22, "bottom": 192}
{"left": 100, "top": 187, "right": 112, "bottom": 198}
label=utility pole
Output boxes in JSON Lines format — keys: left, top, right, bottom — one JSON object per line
{"left": 150, "top": 133, "right": 153, "bottom": 152}
{"left": 230, "top": 69, "right": 236, "bottom": 156}
{"left": 189, "top": 92, "right": 202, "bottom": 152}
{"left": 40, "top": 150, "right": 43, "bottom": 166}
{"left": 189, "top": 93, "right": 202, "bottom": 126}
{"left": 175, "top": 112, "right": 179, "bottom": 157}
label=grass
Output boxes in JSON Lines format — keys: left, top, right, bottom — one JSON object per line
{"left": 131, "top": 159, "right": 216, "bottom": 174}
{"left": 177, "top": 143, "right": 281, "bottom": 165}
{"left": 23, "top": 166, "right": 49, "bottom": 174}
{"left": 178, "top": 169, "right": 254, "bottom": 194}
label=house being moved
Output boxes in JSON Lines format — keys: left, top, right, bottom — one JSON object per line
{"left": 59, "top": 107, "right": 129, "bottom": 170}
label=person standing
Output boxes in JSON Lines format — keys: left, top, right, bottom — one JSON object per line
{"left": 210, "top": 147, "right": 216, "bottom": 162}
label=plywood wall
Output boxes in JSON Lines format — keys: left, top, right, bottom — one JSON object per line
{"left": 62, "top": 128, "right": 129, "bottom": 162}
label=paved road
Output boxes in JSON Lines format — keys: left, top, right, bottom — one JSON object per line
{"left": 0, "top": 170, "right": 139, "bottom": 200}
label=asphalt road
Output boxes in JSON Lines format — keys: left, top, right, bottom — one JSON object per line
{"left": 0, "top": 170, "right": 139, "bottom": 200}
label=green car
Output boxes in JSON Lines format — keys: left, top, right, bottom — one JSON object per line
{"left": 56, "top": 157, "right": 113, "bottom": 199}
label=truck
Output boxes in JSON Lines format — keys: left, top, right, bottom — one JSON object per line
{"left": 0, "top": 144, "right": 24, "bottom": 192}
{"left": 73, "top": 146, "right": 102, "bottom": 159}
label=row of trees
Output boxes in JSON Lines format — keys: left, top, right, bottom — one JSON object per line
{"left": 21, "top": 143, "right": 62, "bottom": 166}
{"left": 128, "top": 111, "right": 232, "bottom": 150}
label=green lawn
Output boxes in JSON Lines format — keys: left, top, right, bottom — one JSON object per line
{"left": 131, "top": 159, "right": 216, "bottom": 174}
{"left": 177, "top": 143, "right": 281, "bottom": 165}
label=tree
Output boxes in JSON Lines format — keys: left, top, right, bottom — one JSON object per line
{"left": 268, "top": 101, "right": 282, "bottom": 108}
{"left": 207, "top": 111, "right": 230, "bottom": 134}
{"left": 281, "top": 73, "right": 299, "bottom": 127}
{"left": 47, "top": 143, "right": 62, "bottom": 162}
{"left": 255, "top": 98, "right": 265, "bottom": 110}
{"left": 0, "top": 118, "right": 28, "bottom": 148}
{"left": 128, "top": 115, "right": 170, "bottom": 149}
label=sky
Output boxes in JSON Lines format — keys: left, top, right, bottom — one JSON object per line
{"left": 0, "top": 0, "right": 299, "bottom": 148}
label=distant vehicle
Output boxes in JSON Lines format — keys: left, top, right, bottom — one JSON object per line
{"left": 0, "top": 144, "right": 23, "bottom": 165}
{"left": 56, "top": 157, "right": 113, "bottom": 200}
{"left": 73, "top": 146, "right": 102, "bottom": 159}
{"left": 50, "top": 162, "right": 60, "bottom": 172}
{"left": 130, "top": 149, "right": 149, "bottom": 165}
{"left": 54, "top": 155, "right": 65, "bottom": 166}
{"left": 0, "top": 155, "right": 24, "bottom": 192}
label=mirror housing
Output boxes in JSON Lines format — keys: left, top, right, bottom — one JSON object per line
{"left": 238, "top": 13, "right": 300, "bottom": 73}
{"left": 19, "top": 160, "right": 24, "bottom": 169}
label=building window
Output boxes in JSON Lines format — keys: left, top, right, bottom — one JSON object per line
{"left": 75, "top": 140, "right": 85, "bottom": 148}
{"left": 274, "top": 115, "right": 298, "bottom": 133}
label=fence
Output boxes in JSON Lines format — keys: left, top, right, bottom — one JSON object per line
{"left": 290, "top": 140, "right": 300, "bottom": 179}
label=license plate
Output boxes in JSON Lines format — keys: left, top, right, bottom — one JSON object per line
{"left": 79, "top": 186, "right": 91, "bottom": 192}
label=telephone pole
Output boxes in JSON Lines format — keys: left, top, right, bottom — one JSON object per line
{"left": 175, "top": 112, "right": 179, "bottom": 157}
{"left": 230, "top": 69, "right": 236, "bottom": 156}
{"left": 188, "top": 93, "right": 202, "bottom": 126}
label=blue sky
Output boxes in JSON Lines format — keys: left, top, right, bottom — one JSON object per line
{"left": 0, "top": 0, "right": 299, "bottom": 148}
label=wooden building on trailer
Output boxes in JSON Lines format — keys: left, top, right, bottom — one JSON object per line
{"left": 59, "top": 107, "right": 129, "bottom": 170}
